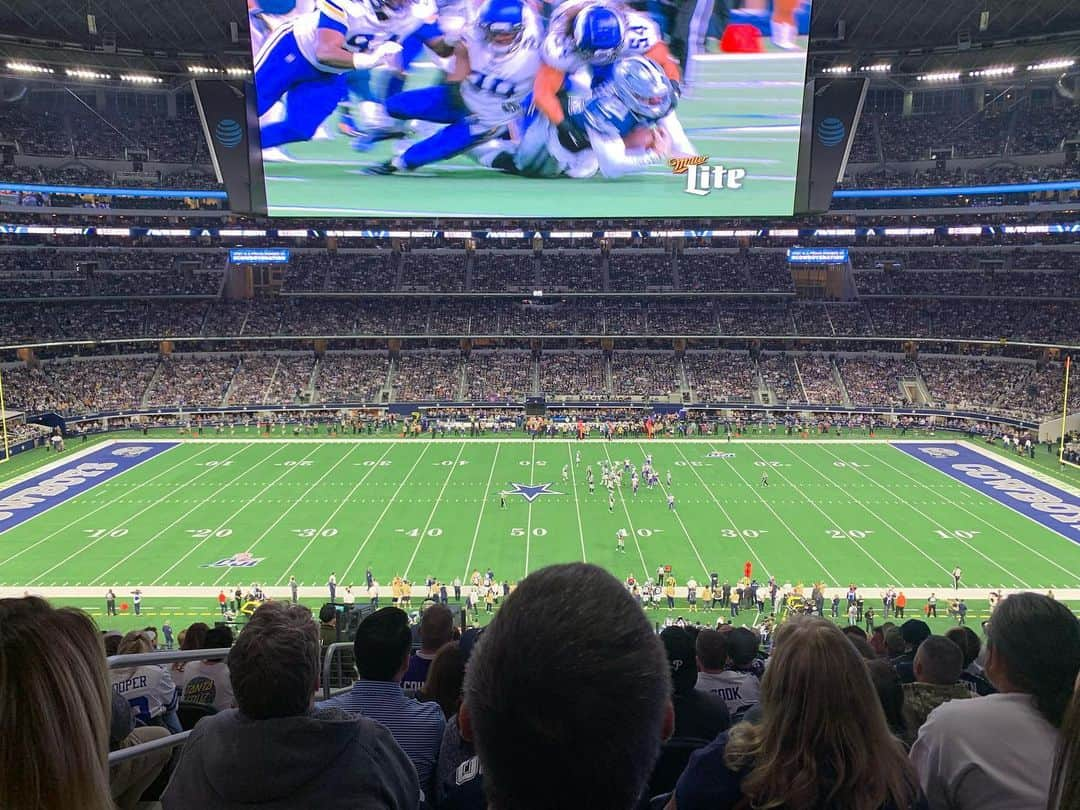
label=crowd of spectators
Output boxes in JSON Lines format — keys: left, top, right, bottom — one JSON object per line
{"left": 400, "top": 253, "right": 467, "bottom": 293}
{"left": 539, "top": 352, "right": 607, "bottom": 398}
{"left": 609, "top": 251, "right": 675, "bottom": 290}
{"left": 758, "top": 355, "right": 803, "bottom": 403}
{"left": 684, "top": 352, "right": 757, "bottom": 402}
{"left": 464, "top": 352, "right": 532, "bottom": 401}
{"left": 392, "top": 353, "right": 463, "bottom": 401}
{"left": 837, "top": 357, "right": 916, "bottom": 407}
{"left": 610, "top": 352, "right": 679, "bottom": 398}
{"left": 473, "top": 252, "right": 536, "bottom": 292}
{"left": 227, "top": 355, "right": 314, "bottom": 406}
{"left": 796, "top": 355, "right": 842, "bottom": 403}
{"left": 143, "top": 356, "right": 238, "bottom": 408}
{"left": 315, "top": 353, "right": 389, "bottom": 402}
{"left": 918, "top": 357, "right": 1065, "bottom": 420}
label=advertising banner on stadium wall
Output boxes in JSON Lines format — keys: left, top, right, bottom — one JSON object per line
{"left": 247, "top": 0, "right": 815, "bottom": 217}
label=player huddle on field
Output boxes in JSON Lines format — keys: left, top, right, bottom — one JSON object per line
{"left": 251, "top": 0, "right": 696, "bottom": 179}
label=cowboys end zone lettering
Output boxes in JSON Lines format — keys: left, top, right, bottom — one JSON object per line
{"left": 894, "top": 442, "right": 1080, "bottom": 544}
{"left": 0, "top": 442, "right": 178, "bottom": 533}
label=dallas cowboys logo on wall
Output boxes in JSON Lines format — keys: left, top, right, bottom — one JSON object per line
{"left": 504, "top": 482, "right": 563, "bottom": 502}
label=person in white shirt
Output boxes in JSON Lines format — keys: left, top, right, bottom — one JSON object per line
{"left": 910, "top": 592, "right": 1080, "bottom": 810}
{"left": 343, "top": 585, "right": 356, "bottom": 606}
{"left": 179, "top": 626, "right": 236, "bottom": 712}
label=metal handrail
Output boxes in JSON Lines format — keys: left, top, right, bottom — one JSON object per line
{"left": 109, "top": 730, "right": 191, "bottom": 764}
{"left": 322, "top": 642, "right": 357, "bottom": 701}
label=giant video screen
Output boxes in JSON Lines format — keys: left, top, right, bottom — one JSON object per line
{"left": 249, "top": 0, "right": 813, "bottom": 217}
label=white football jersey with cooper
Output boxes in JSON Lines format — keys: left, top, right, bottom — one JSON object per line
{"left": 111, "top": 665, "right": 179, "bottom": 724}
{"left": 293, "top": 0, "right": 438, "bottom": 73}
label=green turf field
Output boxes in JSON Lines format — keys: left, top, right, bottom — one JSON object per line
{"left": 262, "top": 50, "right": 808, "bottom": 217}
{"left": 3, "top": 436, "right": 1079, "bottom": 600}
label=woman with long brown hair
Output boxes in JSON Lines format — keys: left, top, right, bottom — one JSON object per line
{"left": 1048, "top": 674, "right": 1080, "bottom": 810}
{"left": 669, "top": 616, "right": 924, "bottom": 810}
{"left": 0, "top": 596, "right": 114, "bottom": 810}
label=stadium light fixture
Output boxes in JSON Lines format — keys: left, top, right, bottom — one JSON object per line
{"left": 225, "top": 67, "right": 251, "bottom": 76}
{"left": 1028, "top": 58, "right": 1076, "bottom": 71}
{"left": 823, "top": 65, "right": 851, "bottom": 74}
{"left": 6, "top": 61, "right": 54, "bottom": 74}
{"left": 188, "top": 65, "right": 223, "bottom": 74}
{"left": 918, "top": 71, "right": 962, "bottom": 82}
{"left": 66, "top": 68, "right": 111, "bottom": 80}
{"left": 120, "top": 74, "right": 163, "bottom": 84}
{"left": 969, "top": 65, "right": 1014, "bottom": 77}
{"left": 860, "top": 64, "right": 891, "bottom": 73}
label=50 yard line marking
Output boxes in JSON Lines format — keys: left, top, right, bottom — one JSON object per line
{"left": 340, "top": 443, "right": 433, "bottom": 583}
{"left": 149, "top": 444, "right": 325, "bottom": 585}
{"left": 0, "top": 443, "right": 216, "bottom": 572}
{"left": 274, "top": 443, "right": 395, "bottom": 585}
{"left": 212, "top": 442, "right": 369, "bottom": 587}
{"left": 463, "top": 442, "right": 501, "bottom": 579}
{"left": 524, "top": 441, "right": 535, "bottom": 576}
{"left": 40, "top": 443, "right": 261, "bottom": 586}
{"left": 567, "top": 443, "right": 587, "bottom": 562}
{"left": 403, "top": 442, "right": 467, "bottom": 580}
{"left": 743, "top": 443, "right": 900, "bottom": 583}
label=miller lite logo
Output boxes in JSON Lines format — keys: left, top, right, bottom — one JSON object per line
{"left": 670, "top": 156, "right": 747, "bottom": 197}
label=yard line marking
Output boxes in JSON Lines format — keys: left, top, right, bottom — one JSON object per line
{"left": 774, "top": 444, "right": 949, "bottom": 579}
{"left": 567, "top": 443, "right": 587, "bottom": 563}
{"left": 463, "top": 442, "right": 501, "bottom": 579}
{"left": 858, "top": 444, "right": 1073, "bottom": 582}
{"left": 741, "top": 443, "right": 898, "bottom": 581}
{"left": 210, "top": 443, "right": 365, "bottom": 586}
{"left": 671, "top": 444, "right": 771, "bottom": 578}
{"left": 35, "top": 444, "right": 257, "bottom": 585}
{"left": 341, "top": 443, "right": 433, "bottom": 583}
{"left": 148, "top": 445, "right": 323, "bottom": 585}
{"left": 706, "top": 442, "right": 838, "bottom": 582}
{"left": 0, "top": 443, "right": 217, "bottom": 572}
{"left": 601, "top": 444, "right": 649, "bottom": 582}
{"left": 637, "top": 443, "right": 708, "bottom": 577}
{"left": 274, "top": 444, "right": 395, "bottom": 585}
{"left": 403, "top": 442, "right": 467, "bottom": 580}
{"left": 524, "top": 442, "right": 535, "bottom": 576}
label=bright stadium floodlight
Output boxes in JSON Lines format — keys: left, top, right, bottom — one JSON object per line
{"left": 969, "top": 65, "right": 1015, "bottom": 78}
{"left": 66, "top": 68, "right": 111, "bottom": 80}
{"left": 121, "top": 74, "right": 163, "bottom": 84}
{"left": 860, "top": 64, "right": 891, "bottom": 73}
{"left": 7, "top": 61, "right": 54, "bottom": 74}
{"left": 1028, "top": 58, "right": 1076, "bottom": 71}
{"left": 918, "top": 71, "right": 962, "bottom": 82}
{"left": 225, "top": 67, "right": 251, "bottom": 76}
{"left": 823, "top": 65, "right": 851, "bottom": 74}
{"left": 189, "top": 65, "right": 223, "bottom": 74}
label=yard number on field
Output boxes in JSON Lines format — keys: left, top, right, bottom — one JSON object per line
{"left": 187, "top": 528, "right": 233, "bottom": 539}
{"left": 827, "top": 529, "right": 873, "bottom": 539}
{"left": 396, "top": 528, "right": 443, "bottom": 537}
{"left": 293, "top": 528, "right": 339, "bottom": 538}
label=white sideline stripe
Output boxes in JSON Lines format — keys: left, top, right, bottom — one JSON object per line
{"left": 403, "top": 442, "right": 467, "bottom": 580}
{"left": 862, "top": 444, "right": 1078, "bottom": 582}
{"left": 774, "top": 443, "right": 950, "bottom": 578}
{"left": 462, "top": 442, "right": 502, "bottom": 578}
{"left": 602, "top": 443, "right": 651, "bottom": 582}
{"left": 639, "top": 441, "right": 709, "bottom": 578}
{"left": 36, "top": 444, "right": 253, "bottom": 585}
{"left": 567, "top": 444, "right": 588, "bottom": 563}
{"left": 149, "top": 444, "right": 318, "bottom": 585}
{"left": 708, "top": 441, "right": 840, "bottom": 582}
{"left": 340, "top": 443, "right": 434, "bottom": 583}
{"left": 0, "top": 442, "right": 204, "bottom": 567}
{"left": 8, "top": 585, "right": 1079, "bottom": 601}
{"left": 276, "top": 444, "right": 396, "bottom": 585}
{"left": 211, "top": 442, "right": 367, "bottom": 587}
{"left": 87, "top": 437, "right": 963, "bottom": 445}
{"left": 672, "top": 443, "right": 771, "bottom": 577}
{"left": 823, "top": 444, "right": 1031, "bottom": 588}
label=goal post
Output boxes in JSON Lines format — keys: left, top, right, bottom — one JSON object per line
{"left": 1058, "top": 355, "right": 1079, "bottom": 470}
{"left": 0, "top": 365, "right": 10, "bottom": 464}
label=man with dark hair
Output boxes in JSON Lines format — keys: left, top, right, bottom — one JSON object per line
{"left": 163, "top": 602, "right": 419, "bottom": 810}
{"left": 318, "top": 607, "right": 445, "bottom": 794}
{"left": 402, "top": 603, "right": 454, "bottom": 692}
{"left": 945, "top": 625, "right": 995, "bottom": 696}
{"left": 892, "top": 618, "right": 931, "bottom": 684}
{"left": 901, "top": 634, "right": 971, "bottom": 743}
{"left": 661, "top": 626, "right": 730, "bottom": 740}
{"left": 693, "top": 626, "right": 762, "bottom": 723}
{"left": 459, "top": 563, "right": 674, "bottom": 810}
{"left": 911, "top": 592, "right": 1080, "bottom": 810}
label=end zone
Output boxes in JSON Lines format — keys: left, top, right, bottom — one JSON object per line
{"left": 0, "top": 442, "right": 179, "bottom": 534}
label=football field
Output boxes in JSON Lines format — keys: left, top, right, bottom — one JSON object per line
{"left": 262, "top": 52, "right": 808, "bottom": 217}
{"left": 3, "top": 436, "right": 1080, "bottom": 605}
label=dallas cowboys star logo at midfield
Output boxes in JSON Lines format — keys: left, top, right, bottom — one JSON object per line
{"left": 504, "top": 482, "right": 563, "bottom": 503}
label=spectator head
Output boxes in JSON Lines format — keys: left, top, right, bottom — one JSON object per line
{"left": 318, "top": 603, "right": 337, "bottom": 625}
{"left": 1050, "top": 673, "right": 1080, "bottom": 810}
{"left": 116, "top": 629, "right": 153, "bottom": 656}
{"left": 0, "top": 597, "right": 113, "bottom": 810}
{"left": 181, "top": 622, "right": 209, "bottom": 651}
{"left": 353, "top": 607, "right": 412, "bottom": 681}
{"left": 841, "top": 624, "right": 868, "bottom": 642}
{"left": 461, "top": 563, "right": 672, "bottom": 810}
{"left": 913, "top": 635, "right": 964, "bottom": 685}
{"left": 884, "top": 627, "right": 906, "bottom": 657}
{"left": 866, "top": 659, "right": 906, "bottom": 738}
{"left": 420, "top": 640, "right": 465, "bottom": 719}
{"left": 419, "top": 603, "right": 454, "bottom": 653}
{"left": 724, "top": 617, "right": 917, "bottom": 810}
{"left": 726, "top": 627, "right": 759, "bottom": 668}
{"left": 102, "top": 631, "right": 122, "bottom": 657}
{"left": 944, "top": 625, "right": 981, "bottom": 668}
{"left": 661, "top": 626, "right": 699, "bottom": 694}
{"left": 900, "top": 619, "right": 931, "bottom": 652}
{"left": 228, "top": 602, "right": 319, "bottom": 720}
{"left": 984, "top": 592, "right": 1080, "bottom": 727}
{"left": 203, "top": 626, "right": 234, "bottom": 660}
{"left": 695, "top": 629, "right": 727, "bottom": 673}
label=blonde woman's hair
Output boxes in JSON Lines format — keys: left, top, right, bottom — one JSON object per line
{"left": 0, "top": 597, "right": 113, "bottom": 810}
{"left": 724, "top": 616, "right": 919, "bottom": 810}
